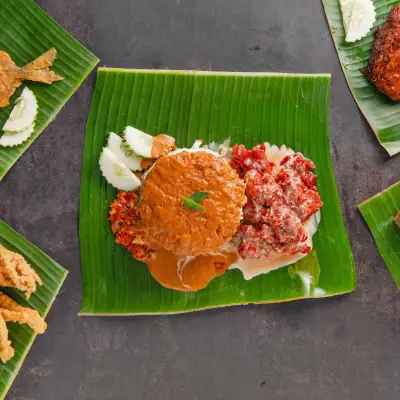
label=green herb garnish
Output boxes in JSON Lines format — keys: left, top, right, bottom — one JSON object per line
{"left": 182, "top": 192, "right": 209, "bottom": 211}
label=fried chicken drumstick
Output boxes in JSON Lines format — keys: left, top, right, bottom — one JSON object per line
{"left": 364, "top": 5, "right": 400, "bottom": 101}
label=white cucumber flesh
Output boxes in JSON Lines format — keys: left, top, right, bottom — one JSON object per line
{"left": 99, "top": 147, "right": 142, "bottom": 191}
{"left": 107, "top": 132, "right": 143, "bottom": 171}
{"left": 3, "top": 87, "right": 38, "bottom": 132}
{"left": 123, "top": 126, "right": 154, "bottom": 158}
{"left": 0, "top": 124, "right": 35, "bottom": 147}
{"left": 339, "top": 0, "right": 376, "bottom": 43}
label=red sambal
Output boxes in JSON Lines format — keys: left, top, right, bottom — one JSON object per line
{"left": 230, "top": 144, "right": 323, "bottom": 260}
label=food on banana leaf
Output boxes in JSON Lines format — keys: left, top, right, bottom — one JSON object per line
{"left": 0, "top": 87, "right": 38, "bottom": 148}
{"left": 0, "top": 292, "right": 46, "bottom": 363}
{"left": 107, "top": 132, "right": 143, "bottom": 171}
{"left": 0, "top": 123, "right": 35, "bottom": 148}
{"left": 363, "top": 4, "right": 400, "bottom": 101}
{"left": 0, "top": 48, "right": 63, "bottom": 108}
{"left": 100, "top": 127, "right": 176, "bottom": 189}
{"left": 123, "top": 126, "right": 176, "bottom": 159}
{"left": 0, "top": 245, "right": 46, "bottom": 363}
{"left": 99, "top": 147, "right": 142, "bottom": 191}
{"left": 2, "top": 87, "right": 38, "bottom": 132}
{"left": 108, "top": 138, "right": 323, "bottom": 292}
{"left": 0, "top": 244, "right": 42, "bottom": 299}
{"left": 339, "top": 0, "right": 376, "bottom": 43}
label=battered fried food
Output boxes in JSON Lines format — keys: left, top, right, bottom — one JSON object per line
{"left": 0, "top": 292, "right": 46, "bottom": 363}
{"left": 0, "top": 293, "right": 46, "bottom": 334}
{"left": 0, "top": 244, "right": 42, "bottom": 299}
{"left": 0, "top": 314, "right": 14, "bottom": 363}
{"left": 363, "top": 5, "right": 400, "bottom": 101}
{"left": 139, "top": 151, "right": 246, "bottom": 257}
{"left": 0, "top": 48, "right": 64, "bottom": 107}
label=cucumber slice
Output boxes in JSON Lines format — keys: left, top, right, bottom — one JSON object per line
{"left": 107, "top": 132, "right": 143, "bottom": 171}
{"left": 3, "top": 87, "right": 38, "bottom": 132}
{"left": 99, "top": 147, "right": 142, "bottom": 191}
{"left": 339, "top": 0, "right": 376, "bottom": 43}
{"left": 123, "top": 126, "right": 154, "bottom": 158}
{"left": 0, "top": 124, "right": 35, "bottom": 147}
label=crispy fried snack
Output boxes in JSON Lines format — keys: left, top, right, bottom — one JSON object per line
{"left": 0, "top": 48, "right": 64, "bottom": 107}
{"left": 0, "top": 314, "right": 14, "bottom": 363}
{"left": 0, "top": 292, "right": 46, "bottom": 363}
{"left": 363, "top": 5, "right": 400, "bottom": 101}
{"left": 0, "top": 244, "right": 42, "bottom": 299}
{"left": 0, "top": 292, "right": 46, "bottom": 334}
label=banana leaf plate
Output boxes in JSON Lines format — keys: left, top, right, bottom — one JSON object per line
{"left": 0, "top": 220, "right": 67, "bottom": 399}
{"left": 0, "top": 0, "right": 99, "bottom": 180}
{"left": 322, "top": 0, "right": 400, "bottom": 156}
{"left": 79, "top": 69, "right": 356, "bottom": 315}
{"left": 359, "top": 182, "right": 400, "bottom": 288}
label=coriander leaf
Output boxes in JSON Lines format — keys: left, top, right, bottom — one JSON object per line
{"left": 191, "top": 191, "right": 209, "bottom": 203}
{"left": 182, "top": 197, "right": 205, "bottom": 211}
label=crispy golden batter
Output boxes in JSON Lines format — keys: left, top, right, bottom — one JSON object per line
{"left": 0, "top": 244, "right": 42, "bottom": 299}
{"left": 0, "top": 314, "right": 14, "bottom": 363}
{"left": 0, "top": 48, "right": 64, "bottom": 107}
{"left": 0, "top": 293, "right": 46, "bottom": 334}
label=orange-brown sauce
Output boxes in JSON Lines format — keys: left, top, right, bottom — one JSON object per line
{"left": 146, "top": 248, "right": 237, "bottom": 292}
{"left": 151, "top": 134, "right": 176, "bottom": 158}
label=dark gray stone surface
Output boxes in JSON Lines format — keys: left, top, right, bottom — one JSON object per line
{"left": 0, "top": 0, "right": 399, "bottom": 399}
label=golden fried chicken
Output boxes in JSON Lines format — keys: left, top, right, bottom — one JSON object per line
{"left": 0, "top": 314, "right": 14, "bottom": 363}
{"left": 0, "top": 48, "right": 64, "bottom": 107}
{"left": 0, "top": 293, "right": 46, "bottom": 334}
{"left": 0, "top": 292, "right": 46, "bottom": 363}
{"left": 364, "top": 5, "right": 400, "bottom": 101}
{"left": 0, "top": 244, "right": 42, "bottom": 299}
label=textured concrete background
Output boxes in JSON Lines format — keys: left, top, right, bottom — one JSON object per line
{"left": 0, "top": 0, "right": 399, "bottom": 399}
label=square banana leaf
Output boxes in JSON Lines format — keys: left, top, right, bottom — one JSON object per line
{"left": 359, "top": 182, "right": 400, "bottom": 288}
{"left": 80, "top": 69, "right": 356, "bottom": 315}
{"left": 0, "top": 0, "right": 99, "bottom": 180}
{"left": 322, "top": 0, "right": 400, "bottom": 156}
{"left": 0, "top": 221, "right": 68, "bottom": 399}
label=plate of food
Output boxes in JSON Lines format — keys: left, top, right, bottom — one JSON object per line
{"left": 0, "top": 0, "right": 99, "bottom": 180}
{"left": 359, "top": 181, "right": 400, "bottom": 288}
{"left": 0, "top": 221, "right": 67, "bottom": 399}
{"left": 79, "top": 69, "right": 356, "bottom": 315}
{"left": 322, "top": 0, "right": 400, "bottom": 155}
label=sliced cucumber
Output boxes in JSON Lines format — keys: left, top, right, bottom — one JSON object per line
{"left": 107, "top": 132, "right": 143, "bottom": 171}
{"left": 0, "top": 124, "right": 35, "bottom": 147}
{"left": 99, "top": 147, "right": 142, "bottom": 191}
{"left": 3, "top": 87, "right": 38, "bottom": 132}
{"left": 123, "top": 126, "right": 154, "bottom": 158}
{"left": 340, "top": 0, "right": 376, "bottom": 43}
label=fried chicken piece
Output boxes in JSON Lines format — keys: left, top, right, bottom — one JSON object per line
{"left": 363, "top": 5, "right": 400, "bottom": 101}
{"left": 395, "top": 211, "right": 400, "bottom": 227}
{"left": 0, "top": 314, "right": 14, "bottom": 363}
{"left": 0, "top": 244, "right": 42, "bottom": 299}
{"left": 0, "top": 48, "right": 64, "bottom": 107}
{"left": 0, "top": 293, "right": 46, "bottom": 334}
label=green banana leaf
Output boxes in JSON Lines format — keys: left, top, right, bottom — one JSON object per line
{"left": 0, "top": 220, "right": 67, "bottom": 399}
{"left": 359, "top": 182, "right": 400, "bottom": 288}
{"left": 80, "top": 69, "right": 356, "bottom": 315}
{"left": 322, "top": 0, "right": 400, "bottom": 156}
{"left": 0, "top": 0, "right": 99, "bottom": 180}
